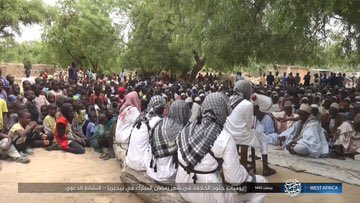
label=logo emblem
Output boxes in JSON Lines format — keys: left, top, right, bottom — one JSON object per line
{"left": 284, "top": 179, "right": 301, "bottom": 197}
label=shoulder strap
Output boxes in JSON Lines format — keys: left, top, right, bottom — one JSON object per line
{"left": 208, "top": 149, "right": 223, "bottom": 171}
{"left": 150, "top": 119, "right": 163, "bottom": 139}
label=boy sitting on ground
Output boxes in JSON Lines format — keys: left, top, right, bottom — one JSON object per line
{"left": 44, "top": 104, "right": 60, "bottom": 150}
{"left": 6, "top": 110, "right": 37, "bottom": 159}
{"left": 90, "top": 113, "right": 107, "bottom": 155}
{"left": 39, "top": 105, "right": 48, "bottom": 125}
{"left": 0, "top": 132, "right": 30, "bottom": 163}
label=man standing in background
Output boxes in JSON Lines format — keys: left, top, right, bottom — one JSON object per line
{"left": 68, "top": 62, "right": 78, "bottom": 84}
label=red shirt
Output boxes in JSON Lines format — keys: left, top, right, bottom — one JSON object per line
{"left": 55, "top": 116, "right": 70, "bottom": 150}
{"left": 90, "top": 93, "right": 106, "bottom": 105}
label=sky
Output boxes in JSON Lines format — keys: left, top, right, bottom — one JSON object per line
{"left": 15, "top": 0, "right": 57, "bottom": 42}
{"left": 15, "top": 0, "right": 131, "bottom": 43}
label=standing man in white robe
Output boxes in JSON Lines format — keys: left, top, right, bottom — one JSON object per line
{"left": 176, "top": 92, "right": 267, "bottom": 203}
{"left": 224, "top": 80, "right": 276, "bottom": 176}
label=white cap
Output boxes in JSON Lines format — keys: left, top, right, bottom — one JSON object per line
{"left": 194, "top": 97, "right": 201, "bottom": 102}
{"left": 251, "top": 93, "right": 273, "bottom": 113}
{"left": 330, "top": 102, "right": 340, "bottom": 110}
{"left": 311, "top": 104, "right": 319, "bottom": 108}
{"left": 299, "top": 104, "right": 312, "bottom": 114}
{"left": 185, "top": 97, "right": 193, "bottom": 103}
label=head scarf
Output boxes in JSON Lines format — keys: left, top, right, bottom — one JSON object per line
{"left": 146, "top": 95, "right": 166, "bottom": 118}
{"left": 178, "top": 92, "right": 229, "bottom": 169}
{"left": 229, "top": 80, "right": 252, "bottom": 110}
{"left": 118, "top": 91, "right": 141, "bottom": 122}
{"left": 151, "top": 100, "right": 190, "bottom": 158}
{"left": 120, "top": 91, "right": 141, "bottom": 112}
{"left": 133, "top": 95, "right": 166, "bottom": 130}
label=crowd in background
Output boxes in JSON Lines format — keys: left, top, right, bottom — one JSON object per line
{"left": 0, "top": 64, "right": 359, "bottom": 202}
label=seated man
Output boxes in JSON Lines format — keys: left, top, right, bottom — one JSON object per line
{"left": 253, "top": 105, "right": 278, "bottom": 145}
{"left": 279, "top": 104, "right": 328, "bottom": 158}
{"left": 321, "top": 102, "right": 345, "bottom": 141}
{"left": 147, "top": 100, "right": 191, "bottom": 182}
{"left": 126, "top": 95, "right": 166, "bottom": 171}
{"left": 176, "top": 92, "right": 267, "bottom": 203}
{"left": 330, "top": 113, "right": 360, "bottom": 159}
{"left": 225, "top": 80, "right": 276, "bottom": 176}
{"left": 272, "top": 100, "right": 298, "bottom": 133}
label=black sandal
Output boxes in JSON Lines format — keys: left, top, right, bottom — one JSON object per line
{"left": 263, "top": 168, "right": 277, "bottom": 176}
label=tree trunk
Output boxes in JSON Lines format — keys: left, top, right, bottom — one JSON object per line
{"left": 189, "top": 50, "right": 206, "bottom": 81}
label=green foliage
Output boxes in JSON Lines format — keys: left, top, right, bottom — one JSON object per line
{"left": 0, "top": 0, "right": 45, "bottom": 38}
{"left": 23, "top": 58, "right": 32, "bottom": 71}
{"left": 1, "top": 0, "right": 360, "bottom": 75}
{"left": 124, "top": 0, "right": 360, "bottom": 75}
{"left": 0, "top": 39, "right": 49, "bottom": 64}
{"left": 42, "top": 0, "right": 124, "bottom": 73}
{"left": 122, "top": 0, "right": 193, "bottom": 74}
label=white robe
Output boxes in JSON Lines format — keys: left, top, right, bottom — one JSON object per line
{"left": 146, "top": 150, "right": 177, "bottom": 182}
{"left": 176, "top": 130, "right": 266, "bottom": 203}
{"left": 126, "top": 116, "right": 161, "bottom": 171}
{"left": 224, "top": 99, "right": 268, "bottom": 154}
{"left": 281, "top": 118, "right": 329, "bottom": 158}
{"left": 115, "top": 106, "right": 140, "bottom": 144}
{"left": 189, "top": 102, "right": 201, "bottom": 122}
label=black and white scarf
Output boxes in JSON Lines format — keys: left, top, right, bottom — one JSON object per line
{"left": 151, "top": 100, "right": 190, "bottom": 158}
{"left": 178, "top": 92, "right": 229, "bottom": 169}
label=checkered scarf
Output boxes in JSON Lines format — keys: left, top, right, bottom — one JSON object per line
{"left": 133, "top": 95, "right": 166, "bottom": 130}
{"left": 178, "top": 92, "right": 229, "bottom": 169}
{"left": 229, "top": 80, "right": 252, "bottom": 111}
{"left": 151, "top": 100, "right": 190, "bottom": 158}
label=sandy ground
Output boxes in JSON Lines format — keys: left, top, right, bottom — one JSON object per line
{"left": 0, "top": 149, "right": 358, "bottom": 203}
{"left": 0, "top": 148, "right": 143, "bottom": 203}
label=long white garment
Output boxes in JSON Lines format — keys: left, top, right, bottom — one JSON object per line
{"left": 176, "top": 130, "right": 266, "bottom": 203}
{"left": 115, "top": 106, "right": 140, "bottom": 144}
{"left": 282, "top": 119, "right": 329, "bottom": 158}
{"left": 0, "top": 138, "right": 21, "bottom": 158}
{"left": 126, "top": 116, "right": 161, "bottom": 171}
{"left": 189, "top": 103, "right": 201, "bottom": 122}
{"left": 146, "top": 151, "right": 177, "bottom": 182}
{"left": 224, "top": 99, "right": 268, "bottom": 154}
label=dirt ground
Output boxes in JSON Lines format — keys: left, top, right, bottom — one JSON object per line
{"left": 0, "top": 149, "right": 358, "bottom": 203}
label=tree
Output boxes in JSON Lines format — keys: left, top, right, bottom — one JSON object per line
{"left": 42, "top": 0, "right": 124, "bottom": 73}
{"left": 123, "top": 0, "right": 360, "bottom": 79}
{"left": 122, "top": 0, "right": 193, "bottom": 75}
{"left": 0, "top": 0, "right": 45, "bottom": 39}
{"left": 123, "top": 0, "right": 329, "bottom": 79}
{"left": 23, "top": 58, "right": 32, "bottom": 71}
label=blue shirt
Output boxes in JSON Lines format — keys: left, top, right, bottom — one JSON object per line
{"left": 0, "top": 77, "right": 9, "bottom": 87}
{"left": 86, "top": 122, "right": 96, "bottom": 139}
{"left": 255, "top": 114, "right": 276, "bottom": 135}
